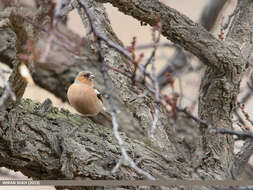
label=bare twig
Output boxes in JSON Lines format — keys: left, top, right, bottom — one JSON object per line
{"left": 149, "top": 15, "right": 161, "bottom": 136}
{"left": 20, "top": 0, "right": 79, "bottom": 63}
{"left": 157, "top": 47, "right": 192, "bottom": 88}
{"left": 40, "top": 32, "right": 55, "bottom": 62}
{"left": 136, "top": 42, "right": 176, "bottom": 50}
{"left": 211, "top": 128, "right": 253, "bottom": 140}
{"left": 177, "top": 107, "right": 253, "bottom": 141}
{"left": 176, "top": 107, "right": 210, "bottom": 129}
{"left": 76, "top": 0, "right": 253, "bottom": 144}
{"left": 21, "top": 16, "right": 47, "bottom": 32}
{"left": 20, "top": 14, "right": 84, "bottom": 62}
{"left": 234, "top": 72, "right": 253, "bottom": 126}
{"left": 77, "top": 0, "right": 155, "bottom": 180}
{"left": 178, "top": 77, "right": 183, "bottom": 107}
{"left": 214, "top": 186, "right": 253, "bottom": 190}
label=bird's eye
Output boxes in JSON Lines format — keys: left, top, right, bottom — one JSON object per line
{"left": 84, "top": 73, "right": 90, "bottom": 77}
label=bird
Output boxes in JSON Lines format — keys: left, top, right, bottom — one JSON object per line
{"left": 67, "top": 71, "right": 111, "bottom": 124}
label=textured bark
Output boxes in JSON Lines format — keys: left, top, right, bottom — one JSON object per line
{"left": 0, "top": 0, "right": 253, "bottom": 186}
{"left": 199, "top": 0, "right": 253, "bottom": 177}
{"left": 229, "top": 139, "right": 253, "bottom": 179}
{"left": 158, "top": 0, "right": 227, "bottom": 88}
{"left": 94, "top": 0, "right": 243, "bottom": 70}
{"left": 92, "top": 0, "right": 253, "bottom": 178}
{"left": 225, "top": 0, "right": 253, "bottom": 179}
{"left": 0, "top": 97, "right": 197, "bottom": 181}
{"left": 0, "top": 0, "right": 199, "bottom": 184}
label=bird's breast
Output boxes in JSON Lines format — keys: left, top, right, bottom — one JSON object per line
{"left": 67, "top": 84, "right": 103, "bottom": 116}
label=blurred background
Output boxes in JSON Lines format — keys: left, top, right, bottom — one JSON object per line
{"left": 20, "top": 0, "right": 237, "bottom": 115}
{"left": 1, "top": 0, "right": 247, "bottom": 189}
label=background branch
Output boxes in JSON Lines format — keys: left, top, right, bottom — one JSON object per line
{"left": 94, "top": 0, "right": 243, "bottom": 71}
{"left": 158, "top": 0, "right": 227, "bottom": 88}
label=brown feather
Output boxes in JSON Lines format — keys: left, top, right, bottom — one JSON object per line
{"left": 67, "top": 83, "right": 103, "bottom": 116}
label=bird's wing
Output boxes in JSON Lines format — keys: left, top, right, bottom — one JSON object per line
{"left": 94, "top": 89, "right": 103, "bottom": 102}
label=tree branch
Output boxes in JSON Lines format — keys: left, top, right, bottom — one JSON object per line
{"left": 198, "top": 0, "right": 253, "bottom": 177}
{"left": 229, "top": 139, "right": 253, "bottom": 179}
{"left": 158, "top": 0, "right": 227, "bottom": 88}
{"left": 94, "top": 0, "right": 243, "bottom": 71}
{"left": 0, "top": 8, "right": 27, "bottom": 108}
{"left": 0, "top": 97, "right": 192, "bottom": 181}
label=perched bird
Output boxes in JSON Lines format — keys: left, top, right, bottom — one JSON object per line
{"left": 67, "top": 71, "right": 111, "bottom": 123}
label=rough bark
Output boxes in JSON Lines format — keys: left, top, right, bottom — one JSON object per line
{"left": 0, "top": 97, "right": 198, "bottom": 181}
{"left": 92, "top": 0, "right": 253, "bottom": 178}
{"left": 0, "top": 0, "right": 200, "bottom": 184}
{"left": 199, "top": 0, "right": 253, "bottom": 177}
{"left": 158, "top": 0, "right": 227, "bottom": 88}
{"left": 94, "top": 0, "right": 243, "bottom": 70}
{"left": 0, "top": 0, "right": 253, "bottom": 187}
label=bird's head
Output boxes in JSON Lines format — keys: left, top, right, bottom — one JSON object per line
{"left": 75, "top": 71, "right": 95, "bottom": 86}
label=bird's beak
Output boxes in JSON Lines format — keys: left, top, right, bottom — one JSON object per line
{"left": 90, "top": 74, "right": 95, "bottom": 79}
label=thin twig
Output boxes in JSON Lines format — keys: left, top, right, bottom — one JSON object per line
{"left": 213, "top": 186, "right": 253, "bottom": 190}
{"left": 178, "top": 77, "right": 183, "bottom": 107}
{"left": 176, "top": 107, "right": 210, "bottom": 128}
{"left": 21, "top": 0, "right": 253, "bottom": 145}
{"left": 211, "top": 128, "right": 253, "bottom": 140}
{"left": 20, "top": 14, "right": 85, "bottom": 61}
{"left": 76, "top": 0, "right": 253, "bottom": 142}
{"left": 136, "top": 42, "right": 177, "bottom": 50}
{"left": 77, "top": 0, "right": 155, "bottom": 180}
{"left": 149, "top": 15, "right": 161, "bottom": 136}
{"left": 76, "top": 0, "right": 253, "bottom": 145}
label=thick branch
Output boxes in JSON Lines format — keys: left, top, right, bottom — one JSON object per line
{"left": 224, "top": 0, "right": 253, "bottom": 180}
{"left": 0, "top": 2, "right": 198, "bottom": 181}
{"left": 229, "top": 139, "right": 253, "bottom": 179}
{"left": 72, "top": 0, "right": 177, "bottom": 153}
{"left": 198, "top": 0, "right": 253, "bottom": 176}
{"left": 0, "top": 97, "right": 191, "bottom": 181}
{"left": 158, "top": 0, "right": 227, "bottom": 88}
{"left": 94, "top": 0, "right": 243, "bottom": 71}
